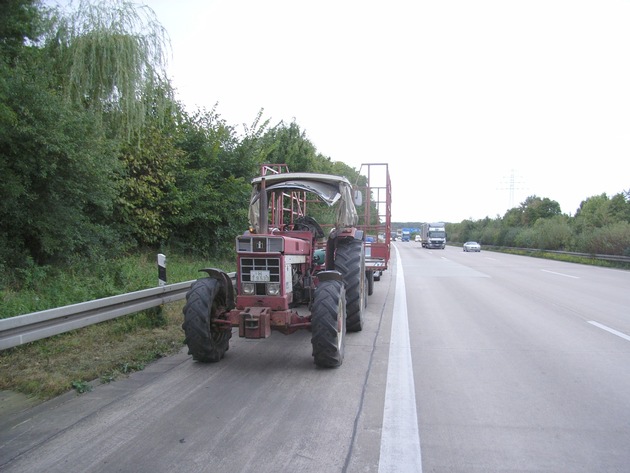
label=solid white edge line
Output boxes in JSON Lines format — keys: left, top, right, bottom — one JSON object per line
{"left": 378, "top": 247, "right": 423, "bottom": 473}
{"left": 588, "top": 321, "right": 630, "bottom": 342}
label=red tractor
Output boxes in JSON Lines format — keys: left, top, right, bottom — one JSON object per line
{"left": 182, "top": 163, "right": 390, "bottom": 368}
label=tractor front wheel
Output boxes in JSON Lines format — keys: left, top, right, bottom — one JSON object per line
{"left": 182, "top": 278, "right": 232, "bottom": 362}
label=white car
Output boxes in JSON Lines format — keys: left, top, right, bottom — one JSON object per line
{"left": 463, "top": 241, "right": 481, "bottom": 252}
{"left": 415, "top": 235, "right": 421, "bottom": 242}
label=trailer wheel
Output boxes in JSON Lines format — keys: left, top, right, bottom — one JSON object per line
{"left": 367, "top": 270, "right": 374, "bottom": 296}
{"left": 335, "top": 238, "right": 365, "bottom": 332}
{"left": 182, "top": 277, "right": 232, "bottom": 363}
{"left": 311, "top": 279, "right": 346, "bottom": 368}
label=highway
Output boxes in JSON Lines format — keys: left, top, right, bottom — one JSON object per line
{"left": 2, "top": 242, "right": 630, "bottom": 472}
{"left": 399, "top": 243, "right": 630, "bottom": 472}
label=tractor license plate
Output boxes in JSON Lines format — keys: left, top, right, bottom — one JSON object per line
{"left": 250, "top": 270, "right": 270, "bottom": 282}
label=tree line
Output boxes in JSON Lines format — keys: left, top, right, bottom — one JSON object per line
{"left": 0, "top": 0, "right": 361, "bottom": 290}
{"left": 398, "top": 191, "right": 630, "bottom": 256}
{"left": 2, "top": 1, "right": 629, "bottom": 293}
{"left": 446, "top": 193, "right": 630, "bottom": 256}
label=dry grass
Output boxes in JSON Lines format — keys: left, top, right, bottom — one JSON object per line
{"left": 0, "top": 301, "right": 186, "bottom": 400}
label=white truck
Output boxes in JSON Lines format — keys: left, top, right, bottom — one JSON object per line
{"left": 421, "top": 222, "right": 447, "bottom": 249}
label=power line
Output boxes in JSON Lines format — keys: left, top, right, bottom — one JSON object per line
{"left": 497, "top": 169, "right": 527, "bottom": 209}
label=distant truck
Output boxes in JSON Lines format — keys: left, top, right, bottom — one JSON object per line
{"left": 420, "top": 222, "right": 447, "bottom": 249}
{"left": 401, "top": 230, "right": 410, "bottom": 242}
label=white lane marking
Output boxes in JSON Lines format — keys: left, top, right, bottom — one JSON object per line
{"left": 378, "top": 247, "right": 423, "bottom": 473}
{"left": 541, "top": 269, "right": 579, "bottom": 279}
{"left": 588, "top": 321, "right": 630, "bottom": 342}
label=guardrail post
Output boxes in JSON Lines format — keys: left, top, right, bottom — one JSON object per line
{"left": 157, "top": 253, "right": 167, "bottom": 286}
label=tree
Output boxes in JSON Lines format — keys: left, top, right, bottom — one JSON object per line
{"left": 577, "top": 222, "right": 630, "bottom": 255}
{"left": 43, "top": 0, "right": 173, "bottom": 140}
{"left": 257, "top": 121, "right": 319, "bottom": 172}
{"left": 0, "top": 0, "right": 43, "bottom": 142}
{"left": 0, "top": 60, "right": 119, "bottom": 267}
{"left": 0, "top": 0, "right": 42, "bottom": 63}
{"left": 608, "top": 192, "right": 630, "bottom": 223}
{"left": 0, "top": 0, "right": 126, "bottom": 274}
{"left": 521, "top": 195, "right": 561, "bottom": 226}
{"left": 236, "top": 108, "right": 275, "bottom": 175}
{"left": 531, "top": 215, "right": 572, "bottom": 250}
{"left": 170, "top": 108, "right": 249, "bottom": 256}
{"left": 114, "top": 123, "right": 183, "bottom": 246}
{"left": 573, "top": 193, "right": 612, "bottom": 231}
{"left": 502, "top": 206, "right": 523, "bottom": 227}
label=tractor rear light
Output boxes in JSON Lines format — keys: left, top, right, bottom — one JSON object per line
{"left": 266, "top": 283, "right": 280, "bottom": 296}
{"left": 242, "top": 282, "right": 255, "bottom": 295}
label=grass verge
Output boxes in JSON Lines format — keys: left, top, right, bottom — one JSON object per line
{"left": 496, "top": 248, "right": 630, "bottom": 269}
{"left": 0, "top": 250, "right": 235, "bottom": 401}
{"left": 0, "top": 301, "right": 186, "bottom": 400}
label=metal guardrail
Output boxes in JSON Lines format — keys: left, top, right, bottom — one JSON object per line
{"left": 0, "top": 273, "right": 236, "bottom": 351}
{"left": 484, "top": 246, "right": 630, "bottom": 263}
{"left": 3, "top": 245, "right": 626, "bottom": 351}
{"left": 0, "top": 281, "right": 194, "bottom": 350}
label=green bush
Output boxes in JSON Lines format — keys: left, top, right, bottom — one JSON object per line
{"left": 579, "top": 222, "right": 630, "bottom": 255}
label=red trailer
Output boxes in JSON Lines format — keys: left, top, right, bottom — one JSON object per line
{"left": 354, "top": 163, "right": 392, "bottom": 293}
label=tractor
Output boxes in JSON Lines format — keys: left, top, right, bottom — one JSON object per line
{"left": 182, "top": 165, "right": 370, "bottom": 368}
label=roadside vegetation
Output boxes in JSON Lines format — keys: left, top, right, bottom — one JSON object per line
{"left": 0, "top": 300, "right": 185, "bottom": 399}
{"left": 399, "top": 194, "right": 630, "bottom": 258}
{"left": 446, "top": 195, "right": 630, "bottom": 256}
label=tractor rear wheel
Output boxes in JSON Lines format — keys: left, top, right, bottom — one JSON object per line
{"left": 182, "top": 277, "right": 231, "bottom": 362}
{"left": 335, "top": 238, "right": 365, "bottom": 332}
{"left": 311, "top": 279, "right": 346, "bottom": 368}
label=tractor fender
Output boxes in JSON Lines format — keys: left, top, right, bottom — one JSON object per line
{"left": 325, "top": 228, "right": 365, "bottom": 269}
{"left": 199, "top": 267, "right": 236, "bottom": 310}
{"left": 328, "top": 228, "right": 364, "bottom": 241}
{"left": 317, "top": 270, "right": 344, "bottom": 283}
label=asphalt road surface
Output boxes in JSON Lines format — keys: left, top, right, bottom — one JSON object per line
{"left": 2, "top": 243, "right": 630, "bottom": 473}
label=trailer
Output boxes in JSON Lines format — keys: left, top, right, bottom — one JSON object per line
{"left": 354, "top": 163, "right": 392, "bottom": 292}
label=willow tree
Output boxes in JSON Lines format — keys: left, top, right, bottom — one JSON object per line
{"left": 45, "top": 0, "right": 173, "bottom": 139}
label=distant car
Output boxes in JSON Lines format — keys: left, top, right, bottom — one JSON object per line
{"left": 415, "top": 235, "right": 421, "bottom": 242}
{"left": 463, "top": 241, "right": 481, "bottom": 252}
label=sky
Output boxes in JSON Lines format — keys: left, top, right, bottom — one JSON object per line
{"left": 62, "top": 0, "right": 630, "bottom": 223}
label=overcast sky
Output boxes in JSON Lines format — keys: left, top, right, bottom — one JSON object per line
{"left": 140, "top": 1, "right": 630, "bottom": 222}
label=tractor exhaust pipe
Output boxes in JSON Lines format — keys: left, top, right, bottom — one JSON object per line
{"left": 259, "top": 178, "right": 268, "bottom": 234}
